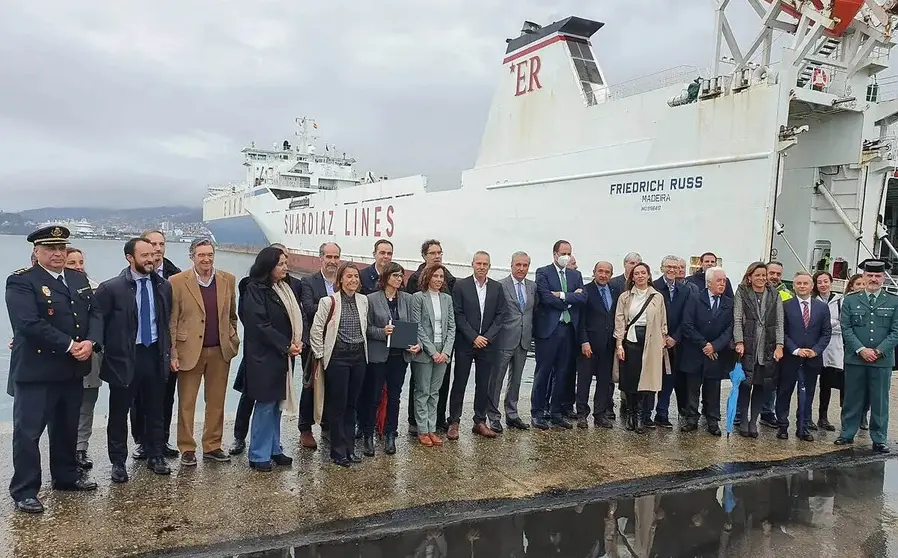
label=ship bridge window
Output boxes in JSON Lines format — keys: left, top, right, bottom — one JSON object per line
{"left": 567, "top": 38, "right": 605, "bottom": 106}
{"left": 319, "top": 178, "right": 337, "bottom": 190}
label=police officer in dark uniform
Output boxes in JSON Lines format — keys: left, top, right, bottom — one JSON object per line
{"left": 837, "top": 258, "right": 898, "bottom": 454}
{"left": 6, "top": 225, "right": 102, "bottom": 513}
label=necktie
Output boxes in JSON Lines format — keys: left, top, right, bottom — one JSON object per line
{"left": 56, "top": 274, "right": 66, "bottom": 288}
{"left": 669, "top": 283, "right": 675, "bottom": 301}
{"left": 516, "top": 281, "right": 525, "bottom": 311}
{"left": 139, "top": 278, "right": 153, "bottom": 346}
{"left": 802, "top": 300, "right": 810, "bottom": 328}
{"left": 602, "top": 286, "right": 611, "bottom": 311}
{"left": 559, "top": 270, "right": 571, "bottom": 323}
{"left": 712, "top": 295, "right": 719, "bottom": 314}
{"left": 869, "top": 293, "right": 876, "bottom": 306}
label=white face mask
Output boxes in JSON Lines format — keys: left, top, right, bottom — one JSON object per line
{"left": 556, "top": 255, "right": 571, "bottom": 268}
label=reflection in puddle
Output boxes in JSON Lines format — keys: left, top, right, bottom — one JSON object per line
{"left": 233, "top": 461, "right": 897, "bottom": 557}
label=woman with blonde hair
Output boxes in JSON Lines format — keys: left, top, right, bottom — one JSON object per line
{"left": 614, "top": 262, "right": 669, "bottom": 434}
{"left": 733, "top": 261, "right": 784, "bottom": 438}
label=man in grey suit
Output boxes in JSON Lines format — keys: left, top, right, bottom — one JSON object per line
{"left": 488, "top": 251, "right": 538, "bottom": 431}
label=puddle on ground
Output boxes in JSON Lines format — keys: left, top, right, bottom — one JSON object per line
{"left": 229, "top": 460, "right": 898, "bottom": 557}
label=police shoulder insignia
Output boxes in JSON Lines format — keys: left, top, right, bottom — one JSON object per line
{"left": 11, "top": 267, "right": 28, "bottom": 275}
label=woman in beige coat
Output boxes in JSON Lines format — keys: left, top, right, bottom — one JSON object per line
{"left": 614, "top": 262, "right": 669, "bottom": 434}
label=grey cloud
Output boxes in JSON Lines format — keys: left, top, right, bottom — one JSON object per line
{"left": 0, "top": 0, "right": 774, "bottom": 210}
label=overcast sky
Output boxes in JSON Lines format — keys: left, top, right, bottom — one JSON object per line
{"left": 0, "top": 0, "right": 814, "bottom": 210}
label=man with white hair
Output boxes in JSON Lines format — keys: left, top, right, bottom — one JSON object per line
{"left": 679, "top": 266, "right": 735, "bottom": 436}
{"left": 609, "top": 252, "right": 641, "bottom": 295}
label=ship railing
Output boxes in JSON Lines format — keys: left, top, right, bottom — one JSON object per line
{"left": 608, "top": 65, "right": 702, "bottom": 100}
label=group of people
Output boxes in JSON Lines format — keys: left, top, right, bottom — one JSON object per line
{"left": 6, "top": 224, "right": 898, "bottom": 515}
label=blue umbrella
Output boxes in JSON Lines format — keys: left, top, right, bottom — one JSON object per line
{"left": 726, "top": 363, "right": 745, "bottom": 437}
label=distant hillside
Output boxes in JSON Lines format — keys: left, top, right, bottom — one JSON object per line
{"left": 18, "top": 206, "right": 202, "bottom": 223}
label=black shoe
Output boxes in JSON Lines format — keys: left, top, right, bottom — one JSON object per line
{"left": 564, "top": 410, "right": 578, "bottom": 420}
{"left": 807, "top": 422, "right": 818, "bottom": 431}
{"left": 738, "top": 429, "right": 752, "bottom": 438}
{"left": 333, "top": 458, "right": 351, "bottom": 468}
{"left": 53, "top": 477, "right": 98, "bottom": 491}
{"left": 818, "top": 418, "right": 836, "bottom": 432}
{"left": 655, "top": 417, "right": 674, "bottom": 429}
{"left": 507, "top": 417, "right": 530, "bottom": 430}
{"left": 408, "top": 424, "right": 419, "bottom": 436}
{"left": 111, "top": 463, "right": 128, "bottom": 484}
{"left": 76, "top": 450, "right": 93, "bottom": 470}
{"left": 250, "top": 460, "right": 273, "bottom": 472}
{"left": 148, "top": 457, "right": 172, "bottom": 475}
{"left": 577, "top": 418, "right": 589, "bottom": 429}
{"left": 643, "top": 418, "right": 656, "bottom": 429}
{"left": 229, "top": 439, "right": 246, "bottom": 455}
{"left": 776, "top": 429, "right": 789, "bottom": 440}
{"left": 873, "top": 443, "right": 891, "bottom": 454}
{"left": 271, "top": 453, "right": 293, "bottom": 466}
{"left": 131, "top": 444, "right": 147, "bottom": 460}
{"left": 834, "top": 437, "right": 854, "bottom": 446}
{"left": 797, "top": 432, "right": 814, "bottom": 442}
{"left": 489, "top": 421, "right": 504, "bottom": 433}
{"left": 759, "top": 416, "right": 778, "bottom": 429}
{"left": 384, "top": 434, "right": 397, "bottom": 455}
{"left": 14, "top": 497, "right": 43, "bottom": 514}
{"left": 551, "top": 417, "right": 573, "bottom": 429}
{"left": 596, "top": 417, "right": 614, "bottom": 429}
{"left": 531, "top": 418, "right": 550, "bottom": 430}
{"left": 681, "top": 423, "right": 698, "bottom": 433}
{"left": 348, "top": 453, "right": 362, "bottom": 464}
{"left": 707, "top": 423, "right": 722, "bottom": 437}
{"left": 363, "top": 435, "right": 376, "bottom": 457}
{"left": 163, "top": 444, "right": 180, "bottom": 458}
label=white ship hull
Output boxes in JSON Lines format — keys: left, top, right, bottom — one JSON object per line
{"left": 246, "top": 8, "right": 898, "bottom": 285}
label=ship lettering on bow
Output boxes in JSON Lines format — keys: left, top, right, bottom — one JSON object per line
{"left": 284, "top": 204, "right": 395, "bottom": 238}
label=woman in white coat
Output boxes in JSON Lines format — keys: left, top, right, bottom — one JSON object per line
{"left": 813, "top": 271, "right": 843, "bottom": 431}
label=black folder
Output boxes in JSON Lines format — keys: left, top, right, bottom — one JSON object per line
{"left": 386, "top": 320, "right": 418, "bottom": 349}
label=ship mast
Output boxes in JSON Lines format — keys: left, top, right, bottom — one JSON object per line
{"left": 294, "top": 116, "right": 319, "bottom": 156}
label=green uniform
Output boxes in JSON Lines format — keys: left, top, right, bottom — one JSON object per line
{"left": 840, "top": 289, "right": 898, "bottom": 444}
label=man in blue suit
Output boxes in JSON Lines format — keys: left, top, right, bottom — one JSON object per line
{"left": 531, "top": 240, "right": 587, "bottom": 430}
{"left": 777, "top": 271, "right": 831, "bottom": 441}
{"left": 649, "top": 255, "right": 692, "bottom": 429}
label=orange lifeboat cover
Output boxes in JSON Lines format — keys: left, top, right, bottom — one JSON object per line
{"left": 829, "top": 0, "right": 864, "bottom": 36}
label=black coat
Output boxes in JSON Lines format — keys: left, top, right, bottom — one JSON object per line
{"left": 577, "top": 281, "right": 618, "bottom": 353}
{"left": 241, "top": 280, "right": 295, "bottom": 403}
{"left": 94, "top": 267, "right": 172, "bottom": 387}
{"left": 452, "top": 276, "right": 506, "bottom": 350}
{"left": 652, "top": 277, "right": 692, "bottom": 343}
{"left": 159, "top": 257, "right": 181, "bottom": 280}
{"left": 680, "top": 289, "right": 735, "bottom": 380}
{"left": 5, "top": 265, "right": 103, "bottom": 388}
{"left": 685, "top": 270, "right": 735, "bottom": 298}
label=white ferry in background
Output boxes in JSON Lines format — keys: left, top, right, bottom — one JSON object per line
{"left": 202, "top": 117, "right": 371, "bottom": 250}
{"left": 245, "top": 2, "right": 898, "bottom": 290}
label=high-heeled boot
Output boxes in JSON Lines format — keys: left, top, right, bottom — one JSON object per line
{"left": 625, "top": 393, "right": 636, "bottom": 431}
{"left": 635, "top": 395, "right": 646, "bottom": 434}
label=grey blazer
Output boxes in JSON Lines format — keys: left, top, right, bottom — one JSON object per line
{"left": 497, "top": 275, "right": 537, "bottom": 351}
{"left": 410, "top": 290, "right": 456, "bottom": 364}
{"left": 366, "top": 290, "right": 414, "bottom": 363}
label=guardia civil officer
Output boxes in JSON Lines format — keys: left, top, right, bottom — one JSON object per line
{"left": 6, "top": 225, "right": 102, "bottom": 513}
{"left": 836, "top": 258, "right": 898, "bottom": 454}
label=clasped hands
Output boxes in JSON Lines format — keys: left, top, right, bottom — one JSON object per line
{"left": 795, "top": 348, "right": 817, "bottom": 358}
{"left": 69, "top": 340, "right": 93, "bottom": 361}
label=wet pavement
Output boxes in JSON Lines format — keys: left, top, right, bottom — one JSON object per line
{"left": 2, "top": 378, "right": 898, "bottom": 557}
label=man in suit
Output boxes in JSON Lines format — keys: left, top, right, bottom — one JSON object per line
{"left": 449, "top": 251, "right": 506, "bottom": 439}
{"left": 576, "top": 261, "right": 618, "bottom": 429}
{"left": 169, "top": 238, "right": 240, "bottom": 466}
{"left": 531, "top": 240, "right": 587, "bottom": 430}
{"left": 296, "top": 241, "right": 341, "bottom": 449}
{"left": 837, "top": 258, "right": 898, "bottom": 453}
{"left": 685, "top": 252, "right": 735, "bottom": 297}
{"left": 489, "top": 251, "right": 537, "bottom": 431}
{"left": 131, "top": 229, "right": 181, "bottom": 460}
{"left": 609, "top": 252, "right": 641, "bottom": 295}
{"left": 6, "top": 225, "right": 101, "bottom": 513}
{"left": 679, "top": 267, "right": 734, "bottom": 436}
{"left": 776, "top": 271, "right": 832, "bottom": 441}
{"left": 405, "top": 238, "right": 458, "bottom": 435}
{"left": 360, "top": 239, "right": 393, "bottom": 295}
{"left": 649, "top": 255, "right": 692, "bottom": 429}
{"left": 95, "top": 237, "right": 174, "bottom": 482}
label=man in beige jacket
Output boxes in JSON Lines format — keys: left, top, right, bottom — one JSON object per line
{"left": 169, "top": 239, "right": 239, "bottom": 466}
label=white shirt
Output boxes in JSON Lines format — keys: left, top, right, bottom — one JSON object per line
{"left": 430, "top": 291, "right": 443, "bottom": 344}
{"left": 793, "top": 296, "right": 812, "bottom": 356}
{"left": 626, "top": 288, "right": 651, "bottom": 343}
{"left": 474, "top": 277, "right": 488, "bottom": 332}
{"left": 194, "top": 267, "right": 216, "bottom": 288}
{"left": 708, "top": 291, "right": 721, "bottom": 308}
{"left": 324, "top": 278, "right": 335, "bottom": 296}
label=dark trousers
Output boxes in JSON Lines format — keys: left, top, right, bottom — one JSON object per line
{"left": 234, "top": 391, "right": 255, "bottom": 442}
{"left": 324, "top": 351, "right": 366, "bottom": 460}
{"left": 737, "top": 382, "right": 768, "bottom": 431}
{"left": 408, "top": 360, "right": 452, "bottom": 428}
{"left": 531, "top": 323, "right": 574, "bottom": 420}
{"left": 576, "top": 348, "right": 613, "bottom": 419}
{"left": 9, "top": 378, "right": 83, "bottom": 500}
{"left": 684, "top": 374, "right": 721, "bottom": 425}
{"left": 130, "top": 370, "right": 176, "bottom": 444}
{"left": 360, "top": 352, "right": 408, "bottom": 435}
{"left": 648, "top": 345, "right": 680, "bottom": 420}
{"left": 561, "top": 341, "right": 578, "bottom": 415}
{"left": 109, "top": 345, "right": 165, "bottom": 463}
{"left": 776, "top": 361, "right": 819, "bottom": 434}
{"left": 450, "top": 346, "right": 496, "bottom": 425}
